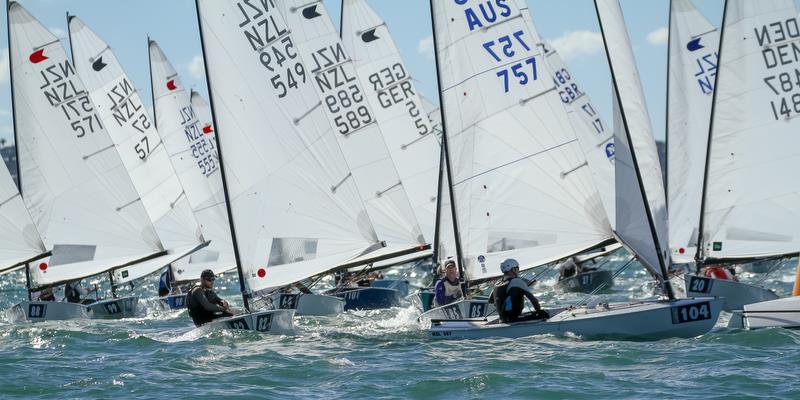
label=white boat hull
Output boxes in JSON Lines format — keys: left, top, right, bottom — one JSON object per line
{"left": 682, "top": 274, "right": 778, "bottom": 311}
{"left": 203, "top": 309, "right": 295, "bottom": 334}
{"left": 271, "top": 293, "right": 344, "bottom": 316}
{"left": 727, "top": 297, "right": 800, "bottom": 329}
{"left": 418, "top": 298, "right": 495, "bottom": 324}
{"left": 429, "top": 298, "right": 723, "bottom": 340}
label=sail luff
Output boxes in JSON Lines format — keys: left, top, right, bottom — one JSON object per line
{"left": 594, "top": 0, "right": 673, "bottom": 295}
{"left": 193, "top": 0, "right": 250, "bottom": 312}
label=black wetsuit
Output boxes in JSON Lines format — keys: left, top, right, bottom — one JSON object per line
{"left": 186, "top": 284, "right": 232, "bottom": 327}
{"left": 489, "top": 277, "right": 548, "bottom": 323}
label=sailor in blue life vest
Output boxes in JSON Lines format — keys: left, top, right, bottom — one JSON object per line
{"left": 186, "top": 269, "right": 233, "bottom": 327}
{"left": 488, "top": 259, "right": 549, "bottom": 323}
{"left": 158, "top": 267, "right": 173, "bottom": 297}
{"left": 434, "top": 260, "right": 463, "bottom": 307}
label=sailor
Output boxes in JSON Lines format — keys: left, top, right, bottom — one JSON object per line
{"left": 558, "top": 256, "right": 580, "bottom": 280}
{"left": 158, "top": 267, "right": 173, "bottom": 297}
{"left": 186, "top": 269, "right": 233, "bottom": 327}
{"left": 33, "top": 287, "right": 55, "bottom": 302}
{"left": 702, "top": 264, "right": 738, "bottom": 281}
{"left": 434, "top": 260, "right": 463, "bottom": 306}
{"left": 488, "top": 259, "right": 549, "bottom": 323}
{"left": 64, "top": 280, "right": 97, "bottom": 305}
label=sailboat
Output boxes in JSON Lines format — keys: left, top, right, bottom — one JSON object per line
{"left": 67, "top": 15, "right": 208, "bottom": 296}
{"left": 430, "top": 0, "right": 722, "bottom": 339}
{"left": 664, "top": 0, "right": 778, "bottom": 311}
{"left": 419, "top": 0, "right": 618, "bottom": 323}
{"left": 195, "top": 0, "right": 418, "bottom": 320}
{"left": 681, "top": 0, "right": 800, "bottom": 328}
{"left": 518, "top": 1, "right": 619, "bottom": 294}
{"left": 6, "top": 1, "right": 198, "bottom": 322}
{"left": 147, "top": 40, "right": 237, "bottom": 310}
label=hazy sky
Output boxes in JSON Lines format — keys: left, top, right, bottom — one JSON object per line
{"left": 0, "top": 0, "right": 728, "bottom": 145}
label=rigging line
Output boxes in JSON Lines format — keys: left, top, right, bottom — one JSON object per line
{"left": 89, "top": 45, "right": 111, "bottom": 62}
{"left": 479, "top": 12, "right": 523, "bottom": 33}
{"left": 754, "top": 257, "right": 788, "bottom": 286}
{"left": 571, "top": 256, "right": 636, "bottom": 308}
{"left": 34, "top": 38, "right": 60, "bottom": 50}
{"left": 108, "top": 89, "right": 141, "bottom": 112}
{"left": 520, "top": 86, "right": 556, "bottom": 105}
{"left": 49, "top": 92, "right": 90, "bottom": 108}
{"left": 453, "top": 139, "right": 577, "bottom": 186}
{"left": 400, "top": 131, "right": 434, "bottom": 150}
{"left": 691, "top": 28, "right": 718, "bottom": 39}
{"left": 253, "top": 29, "right": 291, "bottom": 54}
{"left": 560, "top": 161, "right": 588, "bottom": 179}
{"left": 290, "top": 0, "right": 322, "bottom": 13}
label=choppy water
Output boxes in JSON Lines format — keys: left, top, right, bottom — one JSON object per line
{"left": 1, "top": 257, "right": 799, "bottom": 399}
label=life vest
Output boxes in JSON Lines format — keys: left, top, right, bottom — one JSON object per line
{"left": 442, "top": 279, "right": 462, "bottom": 299}
{"left": 65, "top": 283, "right": 81, "bottom": 303}
{"left": 493, "top": 278, "right": 527, "bottom": 323}
{"left": 186, "top": 285, "right": 215, "bottom": 326}
{"left": 703, "top": 266, "right": 737, "bottom": 281}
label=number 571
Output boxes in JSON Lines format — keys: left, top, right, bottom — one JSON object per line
{"left": 497, "top": 57, "right": 537, "bottom": 93}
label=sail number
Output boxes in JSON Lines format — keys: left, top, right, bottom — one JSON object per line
{"left": 255, "top": 314, "right": 272, "bottom": 332}
{"left": 483, "top": 30, "right": 537, "bottom": 93}
{"left": 688, "top": 276, "right": 713, "bottom": 294}
{"left": 104, "top": 302, "right": 122, "bottom": 314}
{"left": 671, "top": 301, "right": 712, "bottom": 324}
{"left": 38, "top": 59, "right": 104, "bottom": 138}
{"left": 757, "top": 17, "right": 800, "bottom": 120}
{"left": 228, "top": 318, "right": 249, "bottom": 330}
{"left": 368, "top": 63, "right": 430, "bottom": 136}
{"left": 180, "top": 106, "right": 218, "bottom": 177}
{"left": 765, "top": 69, "right": 800, "bottom": 120}
{"left": 28, "top": 304, "right": 47, "bottom": 318}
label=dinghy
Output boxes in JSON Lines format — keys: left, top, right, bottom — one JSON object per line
{"left": 68, "top": 16, "right": 208, "bottom": 294}
{"left": 430, "top": 0, "right": 722, "bottom": 339}
{"left": 729, "top": 258, "right": 800, "bottom": 329}
{"left": 195, "top": 0, "right": 421, "bottom": 320}
{"left": 684, "top": 0, "right": 799, "bottom": 310}
{"left": 148, "top": 41, "right": 239, "bottom": 309}
{"left": 6, "top": 2, "right": 202, "bottom": 322}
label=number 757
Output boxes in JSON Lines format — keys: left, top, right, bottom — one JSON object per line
{"left": 497, "top": 57, "right": 537, "bottom": 93}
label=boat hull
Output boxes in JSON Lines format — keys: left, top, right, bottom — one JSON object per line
{"left": 271, "top": 293, "right": 344, "bottom": 316}
{"left": 683, "top": 274, "right": 778, "bottom": 311}
{"left": 555, "top": 270, "right": 614, "bottom": 293}
{"left": 203, "top": 309, "right": 295, "bottom": 334}
{"left": 429, "top": 298, "right": 723, "bottom": 340}
{"left": 418, "top": 298, "right": 495, "bottom": 324}
{"left": 158, "top": 293, "right": 188, "bottom": 310}
{"left": 330, "top": 287, "right": 403, "bottom": 310}
{"left": 86, "top": 297, "right": 139, "bottom": 319}
{"left": 8, "top": 301, "right": 91, "bottom": 322}
{"left": 728, "top": 297, "right": 800, "bottom": 329}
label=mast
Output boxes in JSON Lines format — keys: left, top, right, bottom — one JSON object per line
{"left": 66, "top": 12, "right": 74, "bottom": 64}
{"left": 427, "top": 0, "right": 466, "bottom": 287}
{"left": 694, "top": 0, "right": 729, "bottom": 266}
{"left": 7, "top": 0, "right": 29, "bottom": 298}
{"left": 431, "top": 144, "right": 445, "bottom": 267}
{"left": 147, "top": 36, "right": 158, "bottom": 131}
{"left": 664, "top": 0, "right": 672, "bottom": 210}
{"left": 594, "top": 0, "right": 674, "bottom": 299}
{"left": 193, "top": 0, "right": 250, "bottom": 312}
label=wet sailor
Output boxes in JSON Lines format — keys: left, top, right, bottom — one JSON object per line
{"left": 186, "top": 269, "right": 233, "bottom": 327}
{"left": 488, "top": 259, "right": 549, "bottom": 323}
{"left": 434, "top": 260, "right": 463, "bottom": 306}
{"left": 65, "top": 280, "right": 98, "bottom": 305}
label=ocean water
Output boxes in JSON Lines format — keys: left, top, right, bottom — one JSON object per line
{"left": 1, "top": 258, "right": 799, "bottom": 399}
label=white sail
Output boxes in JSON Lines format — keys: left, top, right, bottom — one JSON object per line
{"left": 431, "top": 1, "right": 612, "bottom": 282}
{"left": 9, "top": 2, "right": 167, "bottom": 287}
{"left": 148, "top": 40, "right": 236, "bottom": 282}
{"left": 340, "top": 0, "right": 440, "bottom": 246}
{"left": 0, "top": 159, "right": 46, "bottom": 274}
{"left": 596, "top": 0, "right": 669, "bottom": 278}
{"left": 667, "top": 0, "right": 719, "bottom": 263}
{"left": 517, "top": 2, "right": 616, "bottom": 228}
{"left": 278, "top": 0, "right": 425, "bottom": 250}
{"left": 701, "top": 0, "right": 800, "bottom": 261}
{"left": 68, "top": 17, "right": 203, "bottom": 255}
{"left": 196, "top": 0, "right": 384, "bottom": 291}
